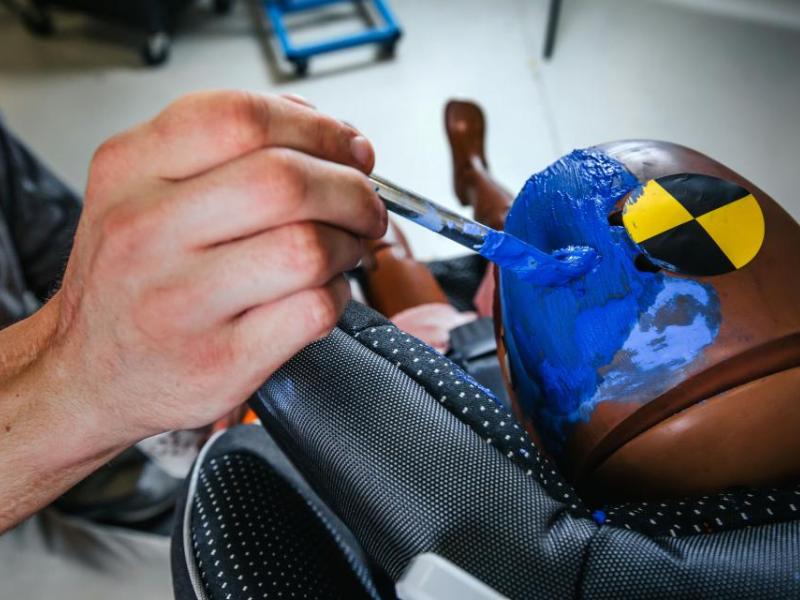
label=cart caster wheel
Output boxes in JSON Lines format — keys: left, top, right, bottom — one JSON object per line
{"left": 21, "top": 8, "right": 54, "bottom": 37}
{"left": 292, "top": 59, "right": 309, "bottom": 77}
{"left": 379, "top": 37, "right": 399, "bottom": 59}
{"left": 213, "top": 0, "right": 233, "bottom": 15}
{"left": 141, "top": 32, "right": 170, "bottom": 66}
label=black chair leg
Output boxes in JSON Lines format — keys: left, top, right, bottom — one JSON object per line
{"left": 7, "top": 0, "right": 54, "bottom": 36}
{"left": 543, "top": 0, "right": 562, "bottom": 60}
{"left": 141, "top": 0, "right": 170, "bottom": 66}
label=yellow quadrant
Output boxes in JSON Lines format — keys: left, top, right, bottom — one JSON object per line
{"left": 696, "top": 194, "right": 764, "bottom": 269}
{"left": 622, "top": 180, "right": 694, "bottom": 243}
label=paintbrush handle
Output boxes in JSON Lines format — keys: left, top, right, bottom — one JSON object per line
{"left": 370, "top": 174, "right": 492, "bottom": 252}
{"left": 370, "top": 173, "right": 600, "bottom": 287}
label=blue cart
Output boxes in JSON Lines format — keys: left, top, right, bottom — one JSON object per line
{"left": 264, "top": 0, "right": 402, "bottom": 76}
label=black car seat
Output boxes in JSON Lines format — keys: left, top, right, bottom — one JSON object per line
{"left": 172, "top": 301, "right": 800, "bottom": 599}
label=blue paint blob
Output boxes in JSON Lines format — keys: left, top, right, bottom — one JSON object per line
{"left": 500, "top": 149, "right": 721, "bottom": 456}
{"left": 592, "top": 509, "right": 607, "bottom": 525}
{"left": 412, "top": 202, "right": 446, "bottom": 232}
{"left": 390, "top": 179, "right": 600, "bottom": 286}
{"left": 479, "top": 229, "right": 599, "bottom": 287}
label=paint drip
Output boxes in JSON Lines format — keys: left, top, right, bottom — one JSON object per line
{"left": 500, "top": 149, "right": 721, "bottom": 456}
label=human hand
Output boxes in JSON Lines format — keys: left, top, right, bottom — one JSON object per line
{"left": 42, "top": 90, "right": 386, "bottom": 444}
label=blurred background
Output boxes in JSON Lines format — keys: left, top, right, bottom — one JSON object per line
{"left": 1, "top": 0, "right": 799, "bottom": 259}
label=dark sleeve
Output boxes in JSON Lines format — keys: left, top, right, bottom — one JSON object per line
{"left": 0, "top": 119, "right": 82, "bottom": 302}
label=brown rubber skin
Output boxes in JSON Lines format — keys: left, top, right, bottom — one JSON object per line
{"left": 361, "top": 220, "right": 449, "bottom": 318}
{"left": 445, "top": 100, "right": 512, "bottom": 231}
{"left": 586, "top": 367, "right": 800, "bottom": 502}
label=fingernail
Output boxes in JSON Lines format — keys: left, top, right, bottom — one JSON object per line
{"left": 350, "top": 135, "right": 373, "bottom": 170}
{"left": 375, "top": 198, "right": 389, "bottom": 236}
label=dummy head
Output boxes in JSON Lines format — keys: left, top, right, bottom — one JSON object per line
{"left": 495, "top": 141, "right": 800, "bottom": 501}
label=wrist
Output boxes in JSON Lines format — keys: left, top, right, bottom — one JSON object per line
{"left": 0, "top": 291, "right": 60, "bottom": 375}
{"left": 0, "top": 294, "right": 132, "bottom": 530}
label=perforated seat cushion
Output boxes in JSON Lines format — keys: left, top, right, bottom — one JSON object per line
{"left": 172, "top": 426, "right": 386, "bottom": 600}
{"left": 351, "top": 321, "right": 800, "bottom": 538}
{"left": 247, "top": 302, "right": 800, "bottom": 598}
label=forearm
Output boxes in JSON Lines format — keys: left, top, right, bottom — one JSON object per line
{"left": 0, "top": 295, "right": 125, "bottom": 532}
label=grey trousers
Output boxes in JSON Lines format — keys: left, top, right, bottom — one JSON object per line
{"left": 0, "top": 509, "right": 171, "bottom": 599}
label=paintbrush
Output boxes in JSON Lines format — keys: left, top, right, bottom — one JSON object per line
{"left": 369, "top": 174, "right": 598, "bottom": 286}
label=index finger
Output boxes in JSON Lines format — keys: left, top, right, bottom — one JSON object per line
{"left": 124, "top": 90, "right": 375, "bottom": 181}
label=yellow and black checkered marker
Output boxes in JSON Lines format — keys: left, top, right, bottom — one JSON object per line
{"left": 621, "top": 174, "right": 765, "bottom": 276}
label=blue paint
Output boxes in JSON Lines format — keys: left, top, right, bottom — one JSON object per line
{"left": 500, "top": 149, "right": 721, "bottom": 455}
{"left": 592, "top": 509, "right": 607, "bottom": 525}
{"left": 415, "top": 202, "right": 445, "bottom": 232}
{"left": 591, "top": 279, "right": 719, "bottom": 404}
{"left": 399, "top": 197, "right": 459, "bottom": 236}
{"left": 387, "top": 181, "right": 598, "bottom": 286}
{"left": 462, "top": 221, "right": 484, "bottom": 238}
{"left": 479, "top": 229, "right": 599, "bottom": 287}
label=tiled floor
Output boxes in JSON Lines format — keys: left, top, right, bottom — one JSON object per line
{"left": 0, "top": 0, "right": 798, "bottom": 261}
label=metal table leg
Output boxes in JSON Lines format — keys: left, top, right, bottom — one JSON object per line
{"left": 543, "top": 0, "right": 562, "bottom": 60}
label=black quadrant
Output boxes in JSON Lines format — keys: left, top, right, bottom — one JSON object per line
{"left": 639, "top": 219, "right": 735, "bottom": 276}
{"left": 657, "top": 174, "right": 750, "bottom": 218}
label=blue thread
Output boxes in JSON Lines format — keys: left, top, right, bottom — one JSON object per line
{"left": 500, "top": 149, "right": 721, "bottom": 455}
